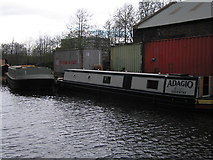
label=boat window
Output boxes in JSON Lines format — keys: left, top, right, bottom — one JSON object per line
{"left": 103, "top": 76, "right": 111, "bottom": 84}
{"left": 147, "top": 80, "right": 159, "bottom": 90}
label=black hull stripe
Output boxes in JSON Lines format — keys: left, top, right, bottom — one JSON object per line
{"left": 62, "top": 80, "right": 196, "bottom": 98}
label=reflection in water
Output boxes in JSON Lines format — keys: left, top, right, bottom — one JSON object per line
{"left": 1, "top": 86, "right": 213, "bottom": 158}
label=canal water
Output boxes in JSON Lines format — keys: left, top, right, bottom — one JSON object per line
{"left": 0, "top": 85, "right": 213, "bottom": 159}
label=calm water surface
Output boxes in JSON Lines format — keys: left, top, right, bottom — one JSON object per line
{"left": 0, "top": 85, "right": 213, "bottom": 159}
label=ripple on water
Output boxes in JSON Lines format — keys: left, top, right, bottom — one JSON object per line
{"left": 1, "top": 86, "right": 213, "bottom": 158}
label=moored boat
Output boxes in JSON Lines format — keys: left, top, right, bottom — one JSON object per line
{"left": 6, "top": 65, "right": 55, "bottom": 90}
{"left": 57, "top": 69, "right": 213, "bottom": 110}
{"left": 0, "top": 59, "right": 9, "bottom": 84}
{"left": 1, "top": 64, "right": 9, "bottom": 76}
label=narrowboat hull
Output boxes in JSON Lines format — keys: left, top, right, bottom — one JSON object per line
{"left": 57, "top": 79, "right": 197, "bottom": 108}
{"left": 1, "top": 64, "right": 9, "bottom": 76}
{"left": 7, "top": 76, "right": 54, "bottom": 90}
{"left": 57, "top": 69, "right": 213, "bottom": 110}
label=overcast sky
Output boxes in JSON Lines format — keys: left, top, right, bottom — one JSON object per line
{"left": 0, "top": 0, "right": 140, "bottom": 44}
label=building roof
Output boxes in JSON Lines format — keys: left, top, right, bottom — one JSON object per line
{"left": 135, "top": 1, "right": 213, "bottom": 29}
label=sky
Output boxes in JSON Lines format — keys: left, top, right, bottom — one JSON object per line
{"left": 0, "top": 0, "right": 140, "bottom": 44}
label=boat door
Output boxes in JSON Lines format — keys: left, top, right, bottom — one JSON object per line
{"left": 122, "top": 75, "right": 132, "bottom": 89}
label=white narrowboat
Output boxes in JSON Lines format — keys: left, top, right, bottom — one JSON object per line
{"left": 6, "top": 65, "right": 55, "bottom": 90}
{"left": 57, "top": 69, "right": 213, "bottom": 110}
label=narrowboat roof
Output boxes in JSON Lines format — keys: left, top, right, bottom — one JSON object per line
{"left": 65, "top": 69, "right": 198, "bottom": 79}
{"left": 66, "top": 69, "right": 160, "bottom": 76}
{"left": 9, "top": 65, "right": 36, "bottom": 69}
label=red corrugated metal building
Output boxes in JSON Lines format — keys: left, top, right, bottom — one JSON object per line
{"left": 144, "top": 35, "right": 213, "bottom": 76}
{"left": 134, "top": 1, "right": 213, "bottom": 76}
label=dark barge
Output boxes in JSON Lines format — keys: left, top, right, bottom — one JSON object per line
{"left": 6, "top": 65, "right": 55, "bottom": 90}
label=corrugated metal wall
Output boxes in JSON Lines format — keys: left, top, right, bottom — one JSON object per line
{"left": 83, "top": 49, "right": 101, "bottom": 69}
{"left": 144, "top": 35, "right": 213, "bottom": 76}
{"left": 54, "top": 50, "right": 82, "bottom": 74}
{"left": 54, "top": 49, "right": 102, "bottom": 74}
{"left": 111, "top": 43, "right": 142, "bottom": 72}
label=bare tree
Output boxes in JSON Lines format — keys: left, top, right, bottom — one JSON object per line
{"left": 1, "top": 43, "right": 11, "bottom": 55}
{"left": 107, "top": 4, "right": 138, "bottom": 44}
{"left": 138, "top": 0, "right": 182, "bottom": 21}
{"left": 1, "top": 40, "right": 27, "bottom": 55}
{"left": 51, "top": 35, "right": 62, "bottom": 49}
{"left": 25, "top": 39, "right": 34, "bottom": 55}
{"left": 104, "top": 20, "right": 114, "bottom": 44}
{"left": 138, "top": 0, "right": 164, "bottom": 20}
{"left": 67, "top": 8, "right": 92, "bottom": 38}
{"left": 32, "top": 35, "right": 58, "bottom": 56}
